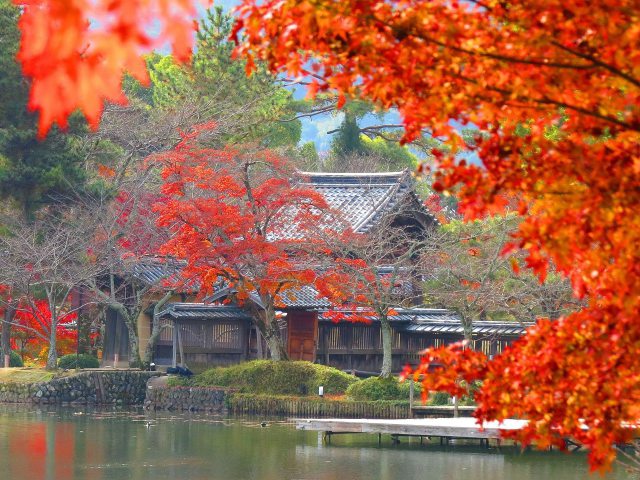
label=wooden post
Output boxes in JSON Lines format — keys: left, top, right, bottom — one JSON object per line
{"left": 409, "top": 379, "right": 415, "bottom": 418}
{"left": 172, "top": 322, "right": 177, "bottom": 368}
{"left": 256, "top": 327, "right": 264, "bottom": 359}
{"left": 177, "top": 324, "right": 185, "bottom": 367}
{"left": 3, "top": 354, "right": 9, "bottom": 368}
{"left": 323, "top": 326, "right": 329, "bottom": 365}
{"left": 243, "top": 320, "right": 249, "bottom": 361}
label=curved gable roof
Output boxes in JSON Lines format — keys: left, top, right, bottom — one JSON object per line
{"left": 297, "top": 170, "right": 436, "bottom": 234}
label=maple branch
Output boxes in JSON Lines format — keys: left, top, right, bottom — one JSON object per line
{"left": 550, "top": 41, "right": 640, "bottom": 89}
{"left": 454, "top": 73, "right": 638, "bottom": 131}
{"left": 326, "top": 124, "right": 404, "bottom": 135}
{"left": 377, "top": 18, "right": 595, "bottom": 70}
{"left": 279, "top": 104, "right": 337, "bottom": 122}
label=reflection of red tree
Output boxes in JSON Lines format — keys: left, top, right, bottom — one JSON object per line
{"left": 9, "top": 423, "right": 46, "bottom": 479}
{"left": 12, "top": 300, "right": 78, "bottom": 363}
{"left": 7, "top": 421, "right": 76, "bottom": 479}
{"left": 55, "top": 423, "right": 75, "bottom": 479}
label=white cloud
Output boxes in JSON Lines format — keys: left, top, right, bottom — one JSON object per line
{"left": 301, "top": 112, "right": 345, "bottom": 153}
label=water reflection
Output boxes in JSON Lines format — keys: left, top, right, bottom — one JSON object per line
{"left": 0, "top": 406, "right": 632, "bottom": 480}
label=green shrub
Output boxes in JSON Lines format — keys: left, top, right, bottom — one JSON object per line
{"left": 346, "top": 377, "right": 415, "bottom": 401}
{"left": 191, "top": 360, "right": 358, "bottom": 396}
{"left": 9, "top": 350, "right": 23, "bottom": 367}
{"left": 428, "top": 391, "right": 451, "bottom": 406}
{"left": 58, "top": 354, "right": 100, "bottom": 369}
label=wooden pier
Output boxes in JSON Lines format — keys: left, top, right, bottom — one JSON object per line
{"left": 296, "top": 417, "right": 528, "bottom": 444}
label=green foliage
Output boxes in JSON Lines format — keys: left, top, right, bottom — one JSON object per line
{"left": 116, "top": 7, "right": 302, "bottom": 150}
{"left": 346, "top": 376, "right": 417, "bottom": 401}
{"left": 293, "top": 141, "right": 321, "bottom": 171}
{"left": 330, "top": 114, "right": 363, "bottom": 157}
{"left": 360, "top": 136, "right": 418, "bottom": 170}
{"left": 188, "top": 360, "right": 357, "bottom": 396}
{"left": 147, "top": 54, "right": 194, "bottom": 108}
{"left": 0, "top": 0, "right": 90, "bottom": 215}
{"left": 427, "top": 391, "right": 451, "bottom": 406}
{"left": 9, "top": 350, "right": 23, "bottom": 367}
{"left": 327, "top": 102, "right": 420, "bottom": 172}
{"left": 193, "top": 7, "right": 301, "bottom": 148}
{"left": 58, "top": 354, "right": 100, "bottom": 370}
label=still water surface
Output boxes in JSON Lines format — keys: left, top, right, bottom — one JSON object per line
{"left": 0, "top": 406, "right": 633, "bottom": 479}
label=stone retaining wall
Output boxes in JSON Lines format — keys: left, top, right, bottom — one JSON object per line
{"left": 144, "top": 387, "right": 410, "bottom": 418}
{"left": 0, "top": 370, "right": 161, "bottom": 405}
{"left": 144, "top": 385, "right": 230, "bottom": 413}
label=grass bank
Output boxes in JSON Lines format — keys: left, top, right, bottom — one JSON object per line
{"left": 0, "top": 368, "right": 58, "bottom": 384}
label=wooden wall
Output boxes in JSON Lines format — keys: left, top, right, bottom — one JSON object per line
{"left": 155, "top": 318, "right": 250, "bottom": 371}
{"left": 150, "top": 315, "right": 517, "bottom": 374}
{"left": 317, "top": 322, "right": 516, "bottom": 374}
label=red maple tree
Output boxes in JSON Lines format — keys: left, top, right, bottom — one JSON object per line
{"left": 12, "top": 299, "right": 78, "bottom": 364}
{"left": 152, "top": 123, "right": 330, "bottom": 360}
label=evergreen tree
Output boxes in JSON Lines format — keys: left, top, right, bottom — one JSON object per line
{"left": 0, "top": 0, "right": 88, "bottom": 218}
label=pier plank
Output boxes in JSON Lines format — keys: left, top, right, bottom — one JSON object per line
{"left": 296, "top": 417, "right": 528, "bottom": 440}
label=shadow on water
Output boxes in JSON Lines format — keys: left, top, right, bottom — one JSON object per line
{"left": 0, "top": 405, "right": 635, "bottom": 480}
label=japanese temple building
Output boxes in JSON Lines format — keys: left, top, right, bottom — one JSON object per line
{"left": 102, "top": 171, "right": 532, "bottom": 373}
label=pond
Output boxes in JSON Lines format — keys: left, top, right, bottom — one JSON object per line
{"left": 0, "top": 406, "right": 633, "bottom": 480}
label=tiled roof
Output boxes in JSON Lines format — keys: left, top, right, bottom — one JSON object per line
{"left": 319, "top": 307, "right": 532, "bottom": 336}
{"left": 297, "top": 170, "right": 436, "bottom": 233}
{"left": 158, "top": 303, "right": 531, "bottom": 336}
{"left": 277, "top": 285, "right": 332, "bottom": 309}
{"left": 317, "top": 307, "right": 460, "bottom": 323}
{"left": 128, "top": 257, "right": 185, "bottom": 285}
{"left": 404, "top": 315, "right": 531, "bottom": 336}
{"left": 158, "top": 303, "right": 253, "bottom": 321}
{"left": 205, "top": 284, "right": 331, "bottom": 309}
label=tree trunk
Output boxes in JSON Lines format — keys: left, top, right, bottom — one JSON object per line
{"left": 264, "top": 326, "right": 288, "bottom": 361}
{"left": 380, "top": 316, "right": 393, "bottom": 378}
{"left": 143, "top": 292, "right": 174, "bottom": 365}
{"left": 73, "top": 288, "right": 91, "bottom": 354}
{"left": 46, "top": 326, "right": 57, "bottom": 370}
{"left": 253, "top": 299, "right": 288, "bottom": 361}
{"left": 144, "top": 330, "right": 159, "bottom": 365}
{"left": 127, "top": 325, "right": 142, "bottom": 368}
{"left": 1, "top": 304, "right": 15, "bottom": 367}
{"left": 461, "top": 314, "right": 473, "bottom": 343}
{"left": 109, "top": 303, "right": 142, "bottom": 368}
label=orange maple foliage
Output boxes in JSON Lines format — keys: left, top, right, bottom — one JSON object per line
{"left": 231, "top": 0, "right": 640, "bottom": 470}
{"left": 152, "top": 123, "right": 330, "bottom": 359}
{"left": 316, "top": 258, "right": 387, "bottom": 323}
{"left": 15, "top": 0, "right": 204, "bottom": 137}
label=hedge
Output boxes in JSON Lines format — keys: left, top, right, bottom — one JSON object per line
{"left": 183, "top": 360, "right": 358, "bottom": 396}
{"left": 346, "top": 376, "right": 418, "bottom": 401}
{"left": 58, "top": 354, "right": 100, "bottom": 369}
